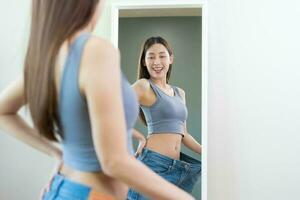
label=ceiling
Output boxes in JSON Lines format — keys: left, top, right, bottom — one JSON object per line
{"left": 119, "top": 8, "right": 202, "bottom": 18}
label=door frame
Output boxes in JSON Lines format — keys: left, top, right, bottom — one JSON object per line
{"left": 111, "top": 1, "right": 208, "bottom": 199}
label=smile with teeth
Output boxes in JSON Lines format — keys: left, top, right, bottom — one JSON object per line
{"left": 153, "top": 67, "right": 163, "bottom": 73}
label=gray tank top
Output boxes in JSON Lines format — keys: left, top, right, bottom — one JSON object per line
{"left": 59, "top": 33, "right": 139, "bottom": 172}
{"left": 140, "top": 79, "right": 188, "bottom": 136}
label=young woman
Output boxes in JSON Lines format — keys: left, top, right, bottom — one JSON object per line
{"left": 128, "top": 36, "right": 202, "bottom": 200}
{"left": 0, "top": 1, "right": 195, "bottom": 200}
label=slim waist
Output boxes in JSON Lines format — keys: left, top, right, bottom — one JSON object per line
{"left": 145, "top": 134, "right": 183, "bottom": 159}
{"left": 59, "top": 164, "right": 128, "bottom": 198}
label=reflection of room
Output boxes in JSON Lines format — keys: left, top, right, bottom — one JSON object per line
{"left": 118, "top": 8, "right": 202, "bottom": 200}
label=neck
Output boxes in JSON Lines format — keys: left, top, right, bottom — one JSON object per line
{"left": 150, "top": 78, "right": 168, "bottom": 88}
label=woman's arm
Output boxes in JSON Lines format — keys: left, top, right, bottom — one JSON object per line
{"left": 178, "top": 87, "right": 202, "bottom": 154}
{"left": 82, "top": 38, "right": 194, "bottom": 200}
{"left": 182, "top": 125, "right": 202, "bottom": 154}
{"left": 132, "top": 129, "right": 147, "bottom": 156}
{"left": 0, "top": 76, "right": 62, "bottom": 159}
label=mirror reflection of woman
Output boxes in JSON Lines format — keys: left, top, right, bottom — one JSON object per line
{"left": 0, "top": 1, "right": 195, "bottom": 200}
{"left": 129, "top": 37, "right": 202, "bottom": 200}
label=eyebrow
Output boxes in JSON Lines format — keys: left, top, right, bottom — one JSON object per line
{"left": 147, "top": 52, "right": 167, "bottom": 55}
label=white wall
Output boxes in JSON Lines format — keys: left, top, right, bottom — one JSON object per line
{"left": 207, "top": 0, "right": 300, "bottom": 200}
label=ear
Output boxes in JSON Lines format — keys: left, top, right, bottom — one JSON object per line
{"left": 169, "top": 54, "right": 174, "bottom": 64}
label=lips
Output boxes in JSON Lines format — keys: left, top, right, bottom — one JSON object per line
{"left": 153, "top": 67, "right": 163, "bottom": 73}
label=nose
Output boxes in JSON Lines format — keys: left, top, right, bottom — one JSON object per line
{"left": 154, "top": 57, "right": 160, "bottom": 65}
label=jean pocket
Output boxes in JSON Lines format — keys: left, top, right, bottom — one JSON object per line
{"left": 144, "top": 158, "right": 172, "bottom": 174}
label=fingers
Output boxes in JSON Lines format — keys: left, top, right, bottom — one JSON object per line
{"left": 38, "top": 188, "right": 45, "bottom": 200}
{"left": 135, "top": 138, "right": 147, "bottom": 158}
{"left": 134, "top": 146, "right": 144, "bottom": 157}
{"left": 39, "top": 176, "right": 53, "bottom": 200}
{"left": 39, "top": 160, "right": 63, "bottom": 199}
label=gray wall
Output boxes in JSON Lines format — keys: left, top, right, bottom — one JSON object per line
{"left": 119, "top": 16, "right": 202, "bottom": 199}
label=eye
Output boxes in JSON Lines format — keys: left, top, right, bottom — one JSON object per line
{"left": 160, "top": 56, "right": 166, "bottom": 58}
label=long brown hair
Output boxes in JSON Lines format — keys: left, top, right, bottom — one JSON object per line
{"left": 24, "top": 0, "right": 99, "bottom": 141}
{"left": 137, "top": 36, "right": 174, "bottom": 126}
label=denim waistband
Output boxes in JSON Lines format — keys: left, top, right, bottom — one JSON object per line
{"left": 50, "top": 174, "right": 90, "bottom": 198}
{"left": 49, "top": 174, "right": 116, "bottom": 200}
{"left": 139, "top": 148, "right": 201, "bottom": 170}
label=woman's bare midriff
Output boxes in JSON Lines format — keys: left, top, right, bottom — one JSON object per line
{"left": 59, "top": 164, "right": 127, "bottom": 200}
{"left": 145, "top": 133, "right": 183, "bottom": 160}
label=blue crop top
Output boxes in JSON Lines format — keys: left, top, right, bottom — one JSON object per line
{"left": 59, "top": 33, "right": 139, "bottom": 172}
{"left": 140, "top": 79, "right": 188, "bottom": 136}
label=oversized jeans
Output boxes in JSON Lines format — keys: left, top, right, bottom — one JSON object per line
{"left": 127, "top": 148, "right": 201, "bottom": 200}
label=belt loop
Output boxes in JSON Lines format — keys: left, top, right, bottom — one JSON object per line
{"left": 172, "top": 160, "right": 176, "bottom": 167}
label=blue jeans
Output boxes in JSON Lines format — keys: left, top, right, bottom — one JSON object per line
{"left": 127, "top": 148, "right": 201, "bottom": 200}
{"left": 42, "top": 174, "right": 116, "bottom": 200}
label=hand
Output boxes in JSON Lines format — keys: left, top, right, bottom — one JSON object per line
{"left": 135, "top": 137, "right": 147, "bottom": 157}
{"left": 39, "top": 159, "right": 63, "bottom": 200}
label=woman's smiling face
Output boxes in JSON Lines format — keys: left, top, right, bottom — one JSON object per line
{"left": 145, "top": 43, "right": 173, "bottom": 80}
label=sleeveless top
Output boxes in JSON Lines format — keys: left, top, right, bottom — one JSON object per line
{"left": 59, "top": 33, "right": 139, "bottom": 171}
{"left": 140, "top": 79, "right": 188, "bottom": 136}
